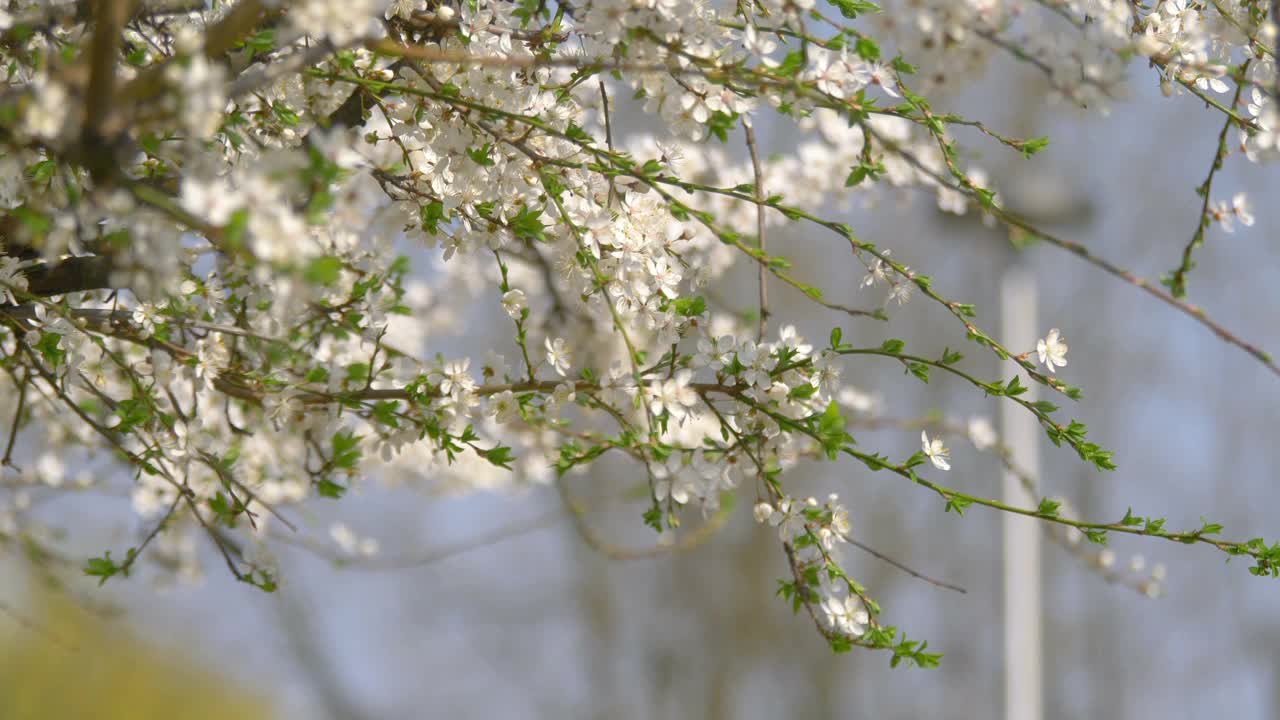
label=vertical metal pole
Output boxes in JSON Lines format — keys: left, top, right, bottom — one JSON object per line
{"left": 1001, "top": 262, "right": 1042, "bottom": 720}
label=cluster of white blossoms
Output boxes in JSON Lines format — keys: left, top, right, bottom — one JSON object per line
{"left": 755, "top": 494, "right": 872, "bottom": 639}
{"left": 0, "top": 0, "right": 1276, "bottom": 659}
{"left": 1209, "top": 191, "right": 1256, "bottom": 232}
{"left": 0, "top": 251, "right": 29, "bottom": 306}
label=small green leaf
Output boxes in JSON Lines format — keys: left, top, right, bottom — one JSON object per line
{"left": 1019, "top": 136, "right": 1050, "bottom": 158}
{"left": 303, "top": 256, "right": 344, "bottom": 285}
{"left": 83, "top": 550, "right": 134, "bottom": 586}
{"left": 316, "top": 478, "right": 347, "bottom": 498}
{"left": 673, "top": 296, "right": 707, "bottom": 317}
{"left": 829, "top": 0, "right": 880, "bottom": 19}
{"left": 477, "top": 444, "right": 516, "bottom": 469}
{"left": 331, "top": 431, "right": 362, "bottom": 470}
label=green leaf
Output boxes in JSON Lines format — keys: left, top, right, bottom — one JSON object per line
{"left": 789, "top": 383, "right": 819, "bottom": 400}
{"left": 420, "top": 200, "right": 447, "bottom": 235}
{"left": 830, "top": 635, "right": 855, "bottom": 654}
{"left": 316, "top": 478, "right": 347, "bottom": 498}
{"left": 466, "top": 142, "right": 496, "bottom": 166}
{"left": 83, "top": 550, "right": 134, "bottom": 586}
{"left": 223, "top": 208, "right": 250, "bottom": 249}
{"left": 371, "top": 400, "right": 400, "bottom": 428}
{"left": 25, "top": 158, "right": 56, "bottom": 185}
{"left": 208, "top": 492, "right": 240, "bottom": 524}
{"left": 1198, "top": 519, "right": 1224, "bottom": 536}
{"left": 777, "top": 51, "right": 806, "bottom": 76}
{"left": 477, "top": 444, "right": 516, "bottom": 469}
{"left": 1020, "top": 136, "right": 1050, "bottom": 158}
{"left": 907, "top": 362, "right": 930, "bottom": 383}
{"left": 272, "top": 101, "right": 300, "bottom": 127}
{"left": 1004, "top": 375, "right": 1028, "bottom": 397}
{"left": 1036, "top": 497, "right": 1061, "bottom": 518}
{"left": 673, "top": 296, "right": 707, "bottom": 317}
{"left": 890, "top": 56, "right": 917, "bottom": 75}
{"left": 510, "top": 205, "right": 547, "bottom": 242}
{"left": 331, "top": 431, "right": 362, "bottom": 470}
{"left": 706, "top": 110, "right": 739, "bottom": 143}
{"left": 829, "top": 0, "right": 880, "bottom": 18}
{"left": 845, "top": 159, "right": 886, "bottom": 187}
{"left": 815, "top": 401, "right": 852, "bottom": 460}
{"left": 854, "top": 37, "right": 880, "bottom": 61}
{"left": 239, "top": 28, "right": 275, "bottom": 57}
{"left": 240, "top": 569, "right": 278, "bottom": 593}
{"left": 35, "top": 331, "right": 65, "bottom": 367}
{"left": 642, "top": 505, "right": 663, "bottom": 532}
{"left": 303, "top": 256, "right": 344, "bottom": 285}
{"left": 344, "top": 362, "right": 370, "bottom": 384}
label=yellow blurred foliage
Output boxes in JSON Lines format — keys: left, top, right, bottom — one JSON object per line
{"left": 0, "top": 591, "right": 275, "bottom": 720}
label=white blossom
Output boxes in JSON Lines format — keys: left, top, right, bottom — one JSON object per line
{"left": 487, "top": 390, "right": 519, "bottom": 424}
{"left": 0, "top": 256, "right": 29, "bottom": 306}
{"left": 501, "top": 289, "right": 527, "bottom": 319}
{"left": 1036, "top": 329, "right": 1069, "bottom": 372}
{"left": 647, "top": 370, "right": 698, "bottom": 423}
{"left": 820, "top": 593, "right": 869, "bottom": 637}
{"left": 921, "top": 430, "right": 951, "bottom": 471}
{"left": 967, "top": 417, "right": 997, "bottom": 451}
{"left": 653, "top": 457, "right": 696, "bottom": 505}
{"left": 545, "top": 337, "right": 572, "bottom": 377}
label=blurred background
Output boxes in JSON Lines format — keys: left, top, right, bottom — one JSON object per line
{"left": 3, "top": 33, "right": 1279, "bottom": 720}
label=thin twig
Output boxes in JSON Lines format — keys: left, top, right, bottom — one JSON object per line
{"left": 1167, "top": 60, "right": 1251, "bottom": 299}
{"left": 1, "top": 368, "right": 28, "bottom": 469}
{"left": 183, "top": 494, "right": 247, "bottom": 582}
{"left": 198, "top": 451, "right": 299, "bottom": 533}
{"left": 843, "top": 534, "right": 968, "bottom": 594}
{"left": 744, "top": 123, "right": 768, "bottom": 342}
{"left": 867, "top": 125, "right": 1280, "bottom": 378}
{"left": 844, "top": 415, "right": 1165, "bottom": 596}
{"left": 597, "top": 77, "right": 617, "bottom": 207}
{"left": 115, "top": 494, "right": 183, "bottom": 578}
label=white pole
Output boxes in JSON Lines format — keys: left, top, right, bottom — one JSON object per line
{"left": 1001, "top": 263, "right": 1042, "bottom": 720}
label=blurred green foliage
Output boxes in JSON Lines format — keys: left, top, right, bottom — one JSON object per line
{"left": 0, "top": 590, "right": 275, "bottom": 720}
